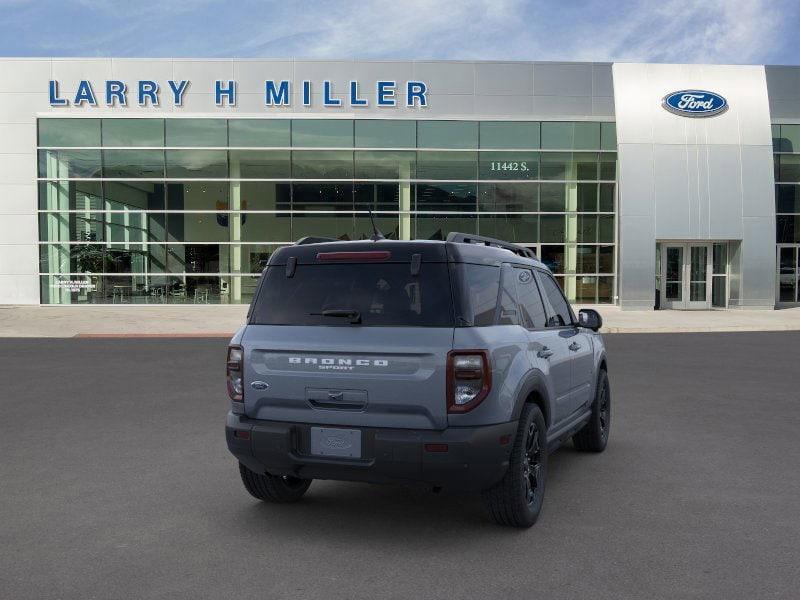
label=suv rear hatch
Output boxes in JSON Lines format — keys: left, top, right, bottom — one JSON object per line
{"left": 242, "top": 243, "right": 454, "bottom": 430}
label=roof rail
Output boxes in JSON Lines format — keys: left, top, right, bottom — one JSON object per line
{"left": 446, "top": 232, "right": 538, "bottom": 260}
{"left": 294, "top": 236, "right": 338, "bottom": 245}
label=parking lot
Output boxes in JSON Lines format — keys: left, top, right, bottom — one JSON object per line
{"left": 1, "top": 332, "right": 799, "bottom": 599}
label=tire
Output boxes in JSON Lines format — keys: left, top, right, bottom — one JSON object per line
{"left": 573, "top": 368, "right": 611, "bottom": 452}
{"left": 238, "top": 463, "right": 311, "bottom": 503}
{"left": 482, "top": 403, "right": 548, "bottom": 528}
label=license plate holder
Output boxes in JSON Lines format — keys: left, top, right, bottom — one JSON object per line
{"left": 310, "top": 427, "right": 362, "bottom": 459}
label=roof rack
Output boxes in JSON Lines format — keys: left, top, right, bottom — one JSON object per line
{"left": 446, "top": 232, "right": 538, "bottom": 260}
{"left": 294, "top": 236, "right": 338, "bottom": 245}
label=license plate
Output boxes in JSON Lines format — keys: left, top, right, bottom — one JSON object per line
{"left": 310, "top": 427, "right": 362, "bottom": 458}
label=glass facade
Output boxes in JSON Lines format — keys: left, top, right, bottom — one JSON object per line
{"left": 773, "top": 124, "right": 800, "bottom": 304}
{"left": 37, "top": 118, "right": 617, "bottom": 304}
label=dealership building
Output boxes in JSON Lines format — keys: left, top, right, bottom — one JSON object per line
{"left": 0, "top": 58, "right": 798, "bottom": 310}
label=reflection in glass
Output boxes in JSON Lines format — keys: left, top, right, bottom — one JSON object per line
{"left": 165, "top": 119, "right": 227, "bottom": 147}
{"left": 292, "top": 120, "right": 353, "bottom": 147}
{"left": 103, "top": 119, "right": 164, "bottom": 147}
{"left": 292, "top": 150, "right": 353, "bottom": 179}
{"left": 38, "top": 149, "right": 102, "bottom": 178}
{"left": 229, "top": 150, "right": 290, "bottom": 179}
{"left": 479, "top": 152, "right": 539, "bottom": 180}
{"left": 416, "top": 151, "right": 477, "bottom": 180}
{"left": 479, "top": 183, "right": 538, "bottom": 212}
{"left": 417, "top": 121, "right": 478, "bottom": 149}
{"left": 480, "top": 122, "right": 540, "bottom": 149}
{"left": 103, "top": 150, "right": 164, "bottom": 178}
{"left": 166, "top": 150, "right": 228, "bottom": 178}
{"left": 355, "top": 120, "right": 415, "bottom": 148}
{"left": 39, "top": 119, "right": 101, "bottom": 147}
{"left": 229, "top": 120, "right": 290, "bottom": 147}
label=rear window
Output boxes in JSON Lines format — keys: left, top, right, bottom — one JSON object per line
{"left": 250, "top": 263, "right": 454, "bottom": 327}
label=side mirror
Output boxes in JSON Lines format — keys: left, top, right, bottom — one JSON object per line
{"left": 578, "top": 308, "right": 603, "bottom": 332}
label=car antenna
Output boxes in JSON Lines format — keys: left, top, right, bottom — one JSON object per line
{"left": 368, "top": 208, "right": 385, "bottom": 241}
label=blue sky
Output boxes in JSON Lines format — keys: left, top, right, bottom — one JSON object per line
{"left": 1, "top": 0, "right": 798, "bottom": 65}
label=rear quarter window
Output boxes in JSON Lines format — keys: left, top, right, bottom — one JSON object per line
{"left": 250, "top": 262, "right": 454, "bottom": 327}
{"left": 453, "top": 264, "right": 500, "bottom": 326}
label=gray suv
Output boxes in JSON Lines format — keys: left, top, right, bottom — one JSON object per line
{"left": 225, "top": 233, "right": 610, "bottom": 527}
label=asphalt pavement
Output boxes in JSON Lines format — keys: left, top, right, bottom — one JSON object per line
{"left": 1, "top": 332, "right": 799, "bottom": 599}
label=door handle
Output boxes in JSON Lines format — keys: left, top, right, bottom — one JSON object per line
{"left": 537, "top": 347, "right": 554, "bottom": 359}
{"left": 569, "top": 342, "right": 581, "bottom": 352}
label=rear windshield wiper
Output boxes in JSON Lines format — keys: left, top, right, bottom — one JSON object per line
{"left": 310, "top": 309, "right": 362, "bottom": 324}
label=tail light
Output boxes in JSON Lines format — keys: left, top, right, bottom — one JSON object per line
{"left": 447, "top": 350, "right": 491, "bottom": 413}
{"left": 227, "top": 345, "right": 244, "bottom": 401}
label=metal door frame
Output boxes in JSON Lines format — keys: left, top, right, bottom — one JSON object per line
{"left": 659, "top": 242, "right": 713, "bottom": 310}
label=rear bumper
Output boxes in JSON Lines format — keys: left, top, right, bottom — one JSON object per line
{"left": 226, "top": 412, "right": 517, "bottom": 492}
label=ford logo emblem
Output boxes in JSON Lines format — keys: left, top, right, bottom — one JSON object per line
{"left": 662, "top": 90, "right": 728, "bottom": 117}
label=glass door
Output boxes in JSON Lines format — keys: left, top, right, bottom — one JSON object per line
{"left": 777, "top": 246, "right": 799, "bottom": 304}
{"left": 686, "top": 244, "right": 711, "bottom": 309}
{"left": 661, "top": 245, "right": 685, "bottom": 309}
{"left": 659, "top": 242, "right": 713, "bottom": 309}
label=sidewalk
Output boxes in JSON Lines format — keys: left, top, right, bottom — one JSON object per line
{"left": 1, "top": 304, "right": 800, "bottom": 337}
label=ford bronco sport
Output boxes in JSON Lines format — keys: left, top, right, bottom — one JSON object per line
{"left": 225, "top": 233, "right": 610, "bottom": 527}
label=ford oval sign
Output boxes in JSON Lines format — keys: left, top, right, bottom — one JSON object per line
{"left": 662, "top": 90, "right": 728, "bottom": 117}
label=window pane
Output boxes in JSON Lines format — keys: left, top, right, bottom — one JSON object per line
{"left": 167, "top": 182, "right": 229, "bottom": 211}
{"left": 515, "top": 268, "right": 548, "bottom": 328}
{"left": 166, "top": 150, "right": 228, "bottom": 178}
{"left": 292, "top": 150, "right": 353, "bottom": 178}
{"left": 355, "top": 120, "right": 416, "bottom": 148}
{"left": 598, "top": 215, "right": 615, "bottom": 243}
{"left": 39, "top": 181, "right": 104, "bottom": 210}
{"left": 292, "top": 213, "right": 355, "bottom": 240}
{"left": 540, "top": 245, "right": 565, "bottom": 273}
{"left": 538, "top": 271, "right": 573, "bottom": 326}
{"left": 229, "top": 150, "right": 290, "bottom": 178}
{"left": 38, "top": 149, "right": 102, "bottom": 178}
{"left": 415, "top": 213, "right": 476, "bottom": 239}
{"left": 479, "top": 122, "right": 540, "bottom": 149}
{"left": 776, "top": 185, "right": 800, "bottom": 213}
{"left": 167, "top": 213, "right": 230, "bottom": 243}
{"left": 576, "top": 276, "right": 597, "bottom": 303}
{"left": 574, "top": 122, "right": 601, "bottom": 150}
{"left": 577, "top": 245, "right": 597, "bottom": 273}
{"left": 600, "top": 153, "right": 616, "bottom": 180}
{"left": 539, "top": 183, "right": 566, "bottom": 211}
{"left": 415, "top": 183, "right": 476, "bottom": 211}
{"left": 102, "top": 119, "right": 164, "bottom": 147}
{"left": 778, "top": 155, "right": 800, "bottom": 182}
{"left": 354, "top": 212, "right": 400, "bottom": 241}
{"left": 780, "top": 125, "right": 800, "bottom": 153}
{"left": 103, "top": 149, "right": 164, "bottom": 178}
{"left": 354, "top": 183, "right": 402, "bottom": 211}
{"left": 416, "top": 151, "right": 477, "bottom": 180}
{"left": 541, "top": 122, "right": 573, "bottom": 150}
{"left": 598, "top": 245, "right": 614, "bottom": 273}
{"left": 459, "top": 264, "right": 500, "bottom": 326}
{"left": 417, "top": 121, "right": 478, "bottom": 149}
{"left": 105, "top": 181, "right": 165, "bottom": 211}
{"left": 239, "top": 181, "right": 291, "bottom": 211}
{"left": 577, "top": 183, "right": 598, "bottom": 212}
{"left": 167, "top": 243, "right": 223, "bottom": 272}
{"left": 540, "top": 216, "right": 566, "bottom": 243}
{"left": 479, "top": 213, "right": 538, "bottom": 243}
{"left": 575, "top": 152, "right": 599, "bottom": 180}
{"left": 354, "top": 151, "right": 416, "bottom": 179}
{"left": 291, "top": 119, "right": 353, "bottom": 147}
{"left": 229, "top": 119, "right": 290, "bottom": 147}
{"left": 597, "top": 275, "right": 613, "bottom": 303}
{"left": 599, "top": 183, "right": 615, "bottom": 212}
{"left": 713, "top": 243, "right": 727, "bottom": 274}
{"left": 777, "top": 215, "right": 800, "bottom": 243}
{"left": 292, "top": 183, "right": 354, "bottom": 211}
{"left": 577, "top": 214, "right": 597, "bottom": 243}
{"left": 779, "top": 246, "right": 796, "bottom": 274}
{"left": 600, "top": 122, "right": 617, "bottom": 151}
{"left": 479, "top": 182, "right": 538, "bottom": 212}
{"left": 165, "top": 119, "right": 227, "bottom": 147}
{"left": 479, "top": 152, "right": 539, "bottom": 179}
{"left": 497, "top": 267, "right": 521, "bottom": 326}
{"left": 540, "top": 152, "right": 571, "bottom": 180}
{"left": 39, "top": 119, "right": 100, "bottom": 147}
{"left": 240, "top": 212, "right": 292, "bottom": 243}
{"left": 39, "top": 212, "right": 106, "bottom": 243}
